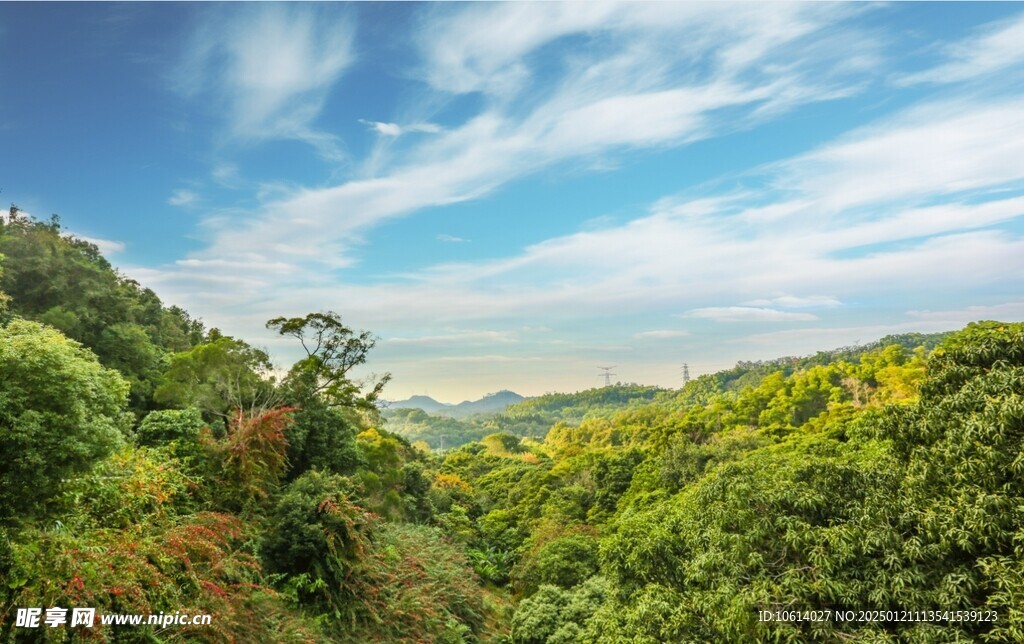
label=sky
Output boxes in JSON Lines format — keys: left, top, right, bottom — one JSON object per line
{"left": 2, "top": 2, "right": 1024, "bottom": 403}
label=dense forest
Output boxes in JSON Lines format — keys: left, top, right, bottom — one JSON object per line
{"left": 2, "top": 210, "right": 1023, "bottom": 642}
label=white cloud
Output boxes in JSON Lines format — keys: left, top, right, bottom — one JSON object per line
{"left": 436, "top": 234, "right": 468, "bottom": 243}
{"left": 635, "top": 330, "right": 690, "bottom": 339}
{"left": 742, "top": 295, "right": 842, "bottom": 309}
{"left": 896, "top": 11, "right": 1024, "bottom": 86}
{"left": 361, "top": 120, "right": 443, "bottom": 137}
{"left": 363, "top": 120, "right": 402, "bottom": 137}
{"left": 907, "top": 302, "right": 1024, "bottom": 323}
{"left": 779, "top": 98, "right": 1024, "bottom": 212}
{"left": 76, "top": 235, "right": 126, "bottom": 255}
{"left": 436, "top": 355, "right": 548, "bottom": 364}
{"left": 384, "top": 330, "right": 518, "bottom": 346}
{"left": 177, "top": 4, "right": 355, "bottom": 154}
{"left": 683, "top": 307, "right": 819, "bottom": 323}
{"left": 168, "top": 189, "right": 199, "bottom": 207}
{"left": 212, "top": 163, "right": 241, "bottom": 187}
{"left": 417, "top": 3, "right": 861, "bottom": 97}
{"left": 174, "top": 2, "right": 877, "bottom": 273}
{"left": 135, "top": 6, "right": 1024, "bottom": 401}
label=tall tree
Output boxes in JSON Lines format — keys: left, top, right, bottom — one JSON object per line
{"left": 268, "top": 312, "right": 390, "bottom": 478}
{"left": 267, "top": 311, "right": 389, "bottom": 409}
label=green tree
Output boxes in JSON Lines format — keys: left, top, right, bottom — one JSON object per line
{"left": 514, "top": 534, "right": 600, "bottom": 594}
{"left": 0, "top": 319, "right": 130, "bottom": 518}
{"left": 284, "top": 404, "right": 363, "bottom": 480}
{"left": 0, "top": 210, "right": 204, "bottom": 413}
{"left": 261, "top": 470, "right": 374, "bottom": 618}
{"left": 136, "top": 407, "right": 205, "bottom": 447}
{"left": 268, "top": 311, "right": 389, "bottom": 409}
{"left": 154, "top": 333, "right": 275, "bottom": 426}
{"left": 511, "top": 577, "right": 610, "bottom": 644}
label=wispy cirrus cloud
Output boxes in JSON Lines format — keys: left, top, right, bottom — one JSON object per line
{"left": 684, "top": 307, "right": 819, "bottom": 323}
{"left": 742, "top": 295, "right": 842, "bottom": 309}
{"left": 129, "top": 4, "right": 1024, "bottom": 400}
{"left": 635, "top": 330, "right": 690, "bottom": 339}
{"left": 360, "top": 119, "right": 443, "bottom": 138}
{"left": 168, "top": 189, "right": 199, "bottom": 207}
{"left": 174, "top": 2, "right": 878, "bottom": 279}
{"left": 777, "top": 98, "right": 1024, "bottom": 212}
{"left": 436, "top": 234, "right": 468, "bottom": 243}
{"left": 416, "top": 2, "right": 869, "bottom": 99}
{"left": 895, "top": 11, "right": 1024, "bottom": 86}
{"left": 176, "top": 4, "right": 355, "bottom": 156}
{"left": 137, "top": 85, "right": 1024, "bottom": 354}
{"left": 383, "top": 330, "right": 518, "bottom": 347}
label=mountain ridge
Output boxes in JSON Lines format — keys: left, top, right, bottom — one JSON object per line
{"left": 387, "top": 389, "right": 525, "bottom": 417}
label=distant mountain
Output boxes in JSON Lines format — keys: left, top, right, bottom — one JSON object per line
{"left": 387, "top": 395, "right": 451, "bottom": 415}
{"left": 450, "top": 390, "right": 525, "bottom": 417}
{"left": 386, "top": 390, "right": 525, "bottom": 417}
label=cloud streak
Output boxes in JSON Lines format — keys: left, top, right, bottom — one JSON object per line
{"left": 168, "top": 189, "right": 199, "bottom": 207}
{"left": 895, "top": 11, "right": 1024, "bottom": 86}
{"left": 684, "top": 307, "right": 819, "bottom": 323}
{"left": 174, "top": 2, "right": 880, "bottom": 275}
{"left": 177, "top": 4, "right": 355, "bottom": 155}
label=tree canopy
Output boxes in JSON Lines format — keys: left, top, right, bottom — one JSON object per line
{"left": 0, "top": 319, "right": 130, "bottom": 519}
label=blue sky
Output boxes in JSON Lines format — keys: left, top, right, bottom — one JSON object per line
{"left": 3, "top": 3, "right": 1024, "bottom": 402}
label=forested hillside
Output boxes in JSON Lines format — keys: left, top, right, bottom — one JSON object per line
{"left": 2, "top": 211, "right": 1023, "bottom": 642}
{"left": 385, "top": 385, "right": 666, "bottom": 450}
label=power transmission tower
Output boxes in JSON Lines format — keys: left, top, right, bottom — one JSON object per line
{"left": 597, "top": 366, "right": 617, "bottom": 387}
{"left": 682, "top": 363, "right": 691, "bottom": 385}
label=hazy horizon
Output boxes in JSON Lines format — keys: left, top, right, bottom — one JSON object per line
{"left": 4, "top": 3, "right": 1024, "bottom": 402}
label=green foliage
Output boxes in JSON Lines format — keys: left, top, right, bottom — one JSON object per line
{"left": 600, "top": 437, "right": 899, "bottom": 641}
{"left": 59, "top": 446, "right": 196, "bottom": 530}
{"left": 3, "top": 216, "right": 509, "bottom": 641}
{"left": 513, "top": 534, "right": 600, "bottom": 594}
{"left": 385, "top": 385, "right": 666, "bottom": 451}
{"left": 0, "top": 249, "right": 10, "bottom": 316}
{"left": 136, "top": 407, "right": 205, "bottom": 446}
{"left": 511, "top": 577, "right": 610, "bottom": 644}
{"left": 154, "top": 334, "right": 276, "bottom": 425}
{"left": 357, "top": 523, "right": 487, "bottom": 642}
{"left": 0, "top": 319, "right": 130, "bottom": 519}
{"left": 384, "top": 406, "right": 491, "bottom": 450}
{"left": 588, "top": 321, "right": 1024, "bottom": 642}
{"left": 482, "top": 432, "right": 528, "bottom": 456}
{"left": 504, "top": 385, "right": 665, "bottom": 425}
{"left": 263, "top": 472, "right": 487, "bottom": 641}
{"left": 268, "top": 311, "right": 389, "bottom": 409}
{"left": 262, "top": 470, "right": 373, "bottom": 619}
{"left": 0, "top": 211, "right": 204, "bottom": 412}
{"left": 861, "top": 321, "right": 1024, "bottom": 641}
{"left": 353, "top": 427, "right": 433, "bottom": 520}
{"left": 285, "top": 403, "right": 363, "bottom": 479}
{"left": 5, "top": 447, "right": 318, "bottom": 642}
{"left": 495, "top": 384, "right": 666, "bottom": 439}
